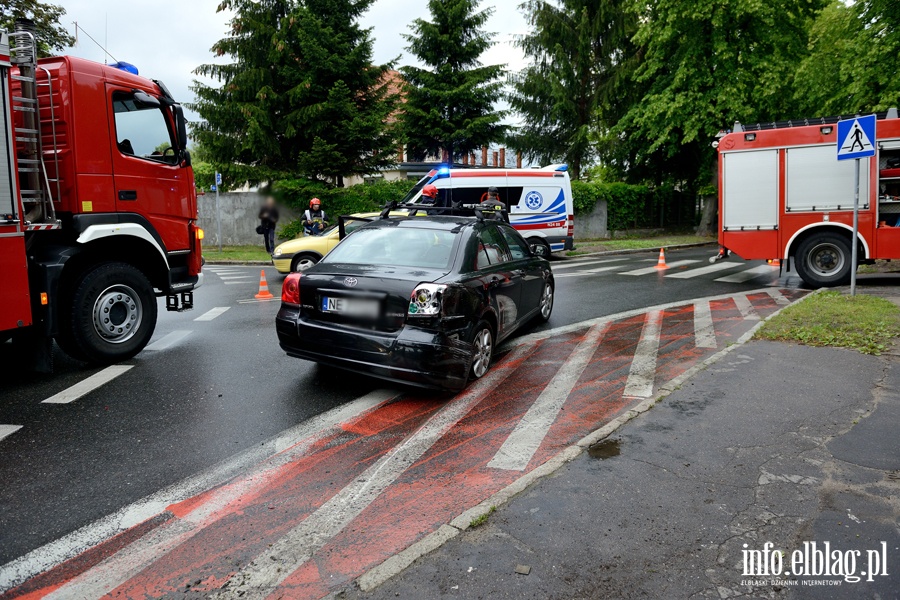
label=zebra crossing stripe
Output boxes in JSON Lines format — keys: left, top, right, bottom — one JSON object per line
{"left": 715, "top": 264, "right": 778, "bottom": 283}
{"left": 666, "top": 261, "right": 740, "bottom": 279}
{"left": 620, "top": 260, "right": 699, "bottom": 276}
{"left": 623, "top": 311, "right": 662, "bottom": 398}
{"left": 693, "top": 301, "right": 717, "bottom": 348}
{"left": 732, "top": 294, "right": 760, "bottom": 320}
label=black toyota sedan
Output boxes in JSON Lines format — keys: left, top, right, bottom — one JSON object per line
{"left": 275, "top": 214, "right": 554, "bottom": 391}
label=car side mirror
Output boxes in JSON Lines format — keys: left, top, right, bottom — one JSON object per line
{"left": 530, "top": 244, "right": 549, "bottom": 257}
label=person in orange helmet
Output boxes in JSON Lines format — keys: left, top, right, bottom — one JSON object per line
{"left": 303, "top": 198, "right": 327, "bottom": 236}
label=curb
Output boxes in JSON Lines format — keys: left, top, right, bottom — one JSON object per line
{"left": 558, "top": 241, "right": 716, "bottom": 260}
{"left": 203, "top": 260, "right": 272, "bottom": 266}
{"left": 354, "top": 288, "right": 816, "bottom": 594}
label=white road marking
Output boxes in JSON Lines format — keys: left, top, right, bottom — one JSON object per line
{"left": 766, "top": 288, "right": 791, "bottom": 305}
{"left": 143, "top": 330, "right": 192, "bottom": 352}
{"left": 732, "top": 294, "right": 760, "bottom": 320}
{"left": 41, "top": 366, "right": 134, "bottom": 405}
{"left": 552, "top": 258, "right": 628, "bottom": 271}
{"left": 620, "top": 260, "right": 699, "bottom": 276}
{"left": 225, "top": 281, "right": 260, "bottom": 285}
{"left": 488, "top": 324, "right": 607, "bottom": 471}
{"left": 0, "top": 425, "right": 23, "bottom": 443}
{"left": 554, "top": 264, "right": 629, "bottom": 279}
{"left": 666, "top": 261, "right": 741, "bottom": 279}
{"left": 693, "top": 301, "right": 717, "bottom": 348}
{"left": 194, "top": 307, "right": 231, "bottom": 322}
{"left": 623, "top": 310, "right": 662, "bottom": 398}
{"left": 215, "top": 343, "right": 538, "bottom": 599}
{"left": 237, "top": 297, "right": 280, "bottom": 304}
{"left": 217, "top": 275, "right": 257, "bottom": 280}
{"left": 714, "top": 264, "right": 778, "bottom": 283}
{"left": 0, "top": 390, "right": 401, "bottom": 594}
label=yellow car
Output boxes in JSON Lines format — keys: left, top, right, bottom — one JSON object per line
{"left": 272, "top": 212, "right": 405, "bottom": 273}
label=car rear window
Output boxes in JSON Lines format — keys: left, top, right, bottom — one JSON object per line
{"left": 323, "top": 227, "right": 457, "bottom": 269}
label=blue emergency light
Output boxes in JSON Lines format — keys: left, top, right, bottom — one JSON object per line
{"left": 110, "top": 61, "right": 139, "bottom": 75}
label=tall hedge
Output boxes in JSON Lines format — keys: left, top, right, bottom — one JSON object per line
{"left": 572, "top": 180, "right": 685, "bottom": 231}
{"left": 275, "top": 178, "right": 414, "bottom": 239}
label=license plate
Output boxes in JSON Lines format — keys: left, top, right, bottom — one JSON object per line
{"left": 321, "top": 296, "right": 379, "bottom": 318}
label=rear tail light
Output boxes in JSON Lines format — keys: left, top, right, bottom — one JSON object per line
{"left": 282, "top": 273, "right": 302, "bottom": 305}
{"left": 567, "top": 214, "right": 574, "bottom": 237}
{"left": 409, "top": 283, "right": 446, "bottom": 316}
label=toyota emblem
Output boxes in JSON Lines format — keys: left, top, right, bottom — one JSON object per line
{"left": 343, "top": 277, "right": 359, "bottom": 287}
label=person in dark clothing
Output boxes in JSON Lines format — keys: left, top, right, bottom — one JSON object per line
{"left": 258, "top": 196, "right": 280, "bottom": 254}
{"left": 304, "top": 198, "right": 327, "bottom": 236}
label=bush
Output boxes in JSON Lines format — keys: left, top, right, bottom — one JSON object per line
{"left": 274, "top": 178, "right": 415, "bottom": 239}
{"left": 572, "top": 180, "right": 686, "bottom": 231}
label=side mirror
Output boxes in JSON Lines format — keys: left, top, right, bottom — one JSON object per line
{"left": 530, "top": 243, "right": 549, "bottom": 257}
{"left": 133, "top": 90, "right": 161, "bottom": 108}
{"left": 173, "top": 104, "right": 188, "bottom": 151}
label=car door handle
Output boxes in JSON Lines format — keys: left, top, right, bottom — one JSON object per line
{"left": 118, "top": 190, "right": 138, "bottom": 201}
{"left": 511, "top": 269, "right": 525, "bottom": 277}
{"left": 489, "top": 276, "right": 502, "bottom": 288}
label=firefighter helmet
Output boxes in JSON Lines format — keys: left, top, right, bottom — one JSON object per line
{"left": 310, "top": 198, "right": 321, "bottom": 208}
{"left": 422, "top": 185, "right": 438, "bottom": 199}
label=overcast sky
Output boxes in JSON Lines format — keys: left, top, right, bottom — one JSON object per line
{"left": 52, "top": 0, "right": 529, "bottom": 122}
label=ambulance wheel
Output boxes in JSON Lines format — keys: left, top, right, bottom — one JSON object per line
{"left": 58, "top": 262, "right": 158, "bottom": 364}
{"left": 794, "top": 233, "right": 853, "bottom": 288}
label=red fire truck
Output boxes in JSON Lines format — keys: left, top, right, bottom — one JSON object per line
{"left": 715, "top": 108, "right": 900, "bottom": 287}
{"left": 0, "top": 26, "right": 202, "bottom": 369}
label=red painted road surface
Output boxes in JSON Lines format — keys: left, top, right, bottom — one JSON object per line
{"left": 1, "top": 289, "right": 808, "bottom": 600}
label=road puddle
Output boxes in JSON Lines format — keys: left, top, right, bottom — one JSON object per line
{"left": 587, "top": 438, "right": 621, "bottom": 459}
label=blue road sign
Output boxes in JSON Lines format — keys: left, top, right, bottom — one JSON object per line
{"left": 215, "top": 172, "right": 223, "bottom": 185}
{"left": 210, "top": 185, "right": 217, "bottom": 192}
{"left": 837, "top": 115, "right": 876, "bottom": 161}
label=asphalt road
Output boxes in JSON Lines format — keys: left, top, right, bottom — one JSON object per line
{"left": 0, "top": 246, "right": 803, "bottom": 567}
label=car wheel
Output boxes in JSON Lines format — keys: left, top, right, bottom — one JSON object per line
{"left": 58, "top": 262, "right": 157, "bottom": 364}
{"left": 527, "top": 237, "right": 551, "bottom": 256}
{"left": 469, "top": 321, "right": 494, "bottom": 380}
{"left": 291, "top": 254, "right": 319, "bottom": 272}
{"left": 536, "top": 281, "right": 554, "bottom": 322}
{"left": 795, "top": 233, "right": 853, "bottom": 287}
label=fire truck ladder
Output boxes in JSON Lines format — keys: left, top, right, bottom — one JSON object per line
{"left": 9, "top": 30, "right": 60, "bottom": 229}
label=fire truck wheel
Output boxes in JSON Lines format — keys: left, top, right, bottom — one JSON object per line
{"left": 61, "top": 262, "right": 158, "bottom": 364}
{"left": 795, "top": 233, "right": 853, "bottom": 287}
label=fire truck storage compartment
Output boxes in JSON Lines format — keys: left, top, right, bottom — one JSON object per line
{"left": 785, "top": 145, "right": 870, "bottom": 212}
{"left": 722, "top": 149, "right": 779, "bottom": 230}
{"left": 878, "top": 140, "right": 900, "bottom": 227}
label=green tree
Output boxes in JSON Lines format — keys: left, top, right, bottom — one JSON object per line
{"left": 0, "top": 0, "right": 74, "bottom": 57}
{"left": 401, "top": 0, "right": 506, "bottom": 162}
{"left": 189, "top": 0, "right": 399, "bottom": 187}
{"left": 617, "top": 0, "right": 824, "bottom": 191}
{"left": 795, "top": 0, "right": 900, "bottom": 115}
{"left": 507, "top": 0, "right": 637, "bottom": 180}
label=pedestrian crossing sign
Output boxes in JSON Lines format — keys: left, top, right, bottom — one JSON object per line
{"left": 836, "top": 114, "right": 876, "bottom": 161}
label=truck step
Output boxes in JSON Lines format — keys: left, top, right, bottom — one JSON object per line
{"left": 15, "top": 137, "right": 38, "bottom": 144}
{"left": 14, "top": 127, "right": 39, "bottom": 134}
{"left": 11, "top": 75, "right": 35, "bottom": 83}
{"left": 13, "top": 106, "right": 36, "bottom": 114}
{"left": 12, "top": 96, "right": 37, "bottom": 104}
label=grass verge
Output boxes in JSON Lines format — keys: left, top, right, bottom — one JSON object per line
{"left": 203, "top": 245, "right": 272, "bottom": 262}
{"left": 567, "top": 234, "right": 713, "bottom": 256}
{"left": 755, "top": 291, "right": 900, "bottom": 355}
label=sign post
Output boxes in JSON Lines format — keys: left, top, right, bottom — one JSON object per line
{"left": 836, "top": 115, "right": 876, "bottom": 296}
{"left": 214, "top": 172, "right": 223, "bottom": 252}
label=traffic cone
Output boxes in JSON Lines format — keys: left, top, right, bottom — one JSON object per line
{"left": 654, "top": 248, "right": 668, "bottom": 269}
{"left": 255, "top": 270, "right": 274, "bottom": 300}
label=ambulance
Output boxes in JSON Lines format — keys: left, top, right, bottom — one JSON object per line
{"left": 404, "top": 165, "right": 575, "bottom": 253}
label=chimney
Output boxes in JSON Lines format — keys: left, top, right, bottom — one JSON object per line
{"left": 516, "top": 152, "right": 522, "bottom": 169}
{"left": 492, "top": 151, "right": 499, "bottom": 167}
{"left": 462, "top": 154, "right": 469, "bottom": 166}
{"left": 397, "top": 145, "right": 404, "bottom": 163}
{"left": 499, "top": 147, "right": 506, "bottom": 167}
{"left": 481, "top": 146, "right": 488, "bottom": 166}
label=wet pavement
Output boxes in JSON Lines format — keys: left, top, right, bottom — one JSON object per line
{"left": 346, "top": 340, "right": 900, "bottom": 600}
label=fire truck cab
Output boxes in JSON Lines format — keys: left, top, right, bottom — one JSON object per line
{"left": 716, "top": 109, "right": 900, "bottom": 288}
{"left": 0, "top": 26, "right": 202, "bottom": 369}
